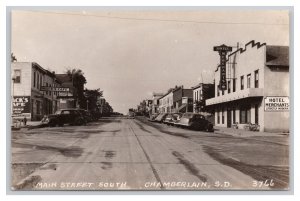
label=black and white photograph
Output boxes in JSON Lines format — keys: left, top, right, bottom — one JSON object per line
{"left": 9, "top": 8, "right": 290, "bottom": 191}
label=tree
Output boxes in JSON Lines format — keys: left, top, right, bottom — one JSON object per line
{"left": 66, "top": 68, "right": 87, "bottom": 108}
{"left": 83, "top": 88, "right": 103, "bottom": 111}
{"left": 11, "top": 53, "right": 17, "bottom": 62}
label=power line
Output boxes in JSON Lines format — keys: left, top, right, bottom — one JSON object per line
{"left": 19, "top": 10, "right": 288, "bottom": 26}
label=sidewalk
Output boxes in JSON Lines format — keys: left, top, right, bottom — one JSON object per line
{"left": 214, "top": 126, "right": 289, "bottom": 138}
{"left": 11, "top": 120, "right": 42, "bottom": 130}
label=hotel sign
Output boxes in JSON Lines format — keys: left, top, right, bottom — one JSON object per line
{"left": 214, "top": 44, "right": 232, "bottom": 90}
{"left": 264, "top": 96, "right": 289, "bottom": 111}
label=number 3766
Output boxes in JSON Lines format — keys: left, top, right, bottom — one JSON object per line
{"left": 252, "top": 179, "right": 275, "bottom": 188}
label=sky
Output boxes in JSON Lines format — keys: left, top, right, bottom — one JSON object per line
{"left": 11, "top": 8, "right": 289, "bottom": 114}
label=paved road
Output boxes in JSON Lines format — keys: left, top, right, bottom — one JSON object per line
{"left": 11, "top": 117, "right": 289, "bottom": 191}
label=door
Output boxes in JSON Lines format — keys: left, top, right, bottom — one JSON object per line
{"left": 227, "top": 108, "right": 231, "bottom": 128}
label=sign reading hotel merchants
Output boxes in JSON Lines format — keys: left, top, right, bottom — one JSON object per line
{"left": 40, "top": 86, "right": 70, "bottom": 92}
{"left": 12, "top": 96, "right": 31, "bottom": 118}
{"left": 264, "top": 96, "right": 289, "bottom": 111}
{"left": 213, "top": 44, "right": 232, "bottom": 90}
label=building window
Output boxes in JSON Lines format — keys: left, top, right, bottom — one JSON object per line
{"left": 36, "top": 100, "right": 41, "bottom": 115}
{"left": 222, "top": 89, "right": 224, "bottom": 95}
{"left": 228, "top": 80, "right": 231, "bottom": 94}
{"left": 33, "top": 71, "right": 36, "bottom": 87}
{"left": 14, "top": 70, "right": 21, "bottom": 83}
{"left": 217, "top": 110, "right": 220, "bottom": 124}
{"left": 240, "top": 75, "right": 244, "bottom": 90}
{"left": 217, "top": 86, "right": 220, "bottom": 96}
{"left": 240, "top": 105, "right": 251, "bottom": 124}
{"left": 222, "top": 108, "right": 224, "bottom": 124}
{"left": 233, "top": 78, "right": 236, "bottom": 92}
{"left": 255, "top": 104, "right": 259, "bottom": 124}
{"left": 37, "top": 73, "right": 40, "bottom": 89}
{"left": 40, "top": 75, "right": 43, "bottom": 89}
{"left": 247, "top": 74, "right": 251, "bottom": 88}
{"left": 254, "top": 70, "right": 259, "bottom": 88}
{"left": 233, "top": 108, "right": 236, "bottom": 123}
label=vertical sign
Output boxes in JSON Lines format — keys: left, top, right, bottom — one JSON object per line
{"left": 213, "top": 44, "right": 232, "bottom": 90}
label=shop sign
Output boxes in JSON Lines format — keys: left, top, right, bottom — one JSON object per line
{"left": 12, "top": 96, "right": 31, "bottom": 118}
{"left": 214, "top": 44, "right": 232, "bottom": 90}
{"left": 264, "top": 96, "right": 289, "bottom": 111}
{"left": 40, "top": 86, "right": 70, "bottom": 92}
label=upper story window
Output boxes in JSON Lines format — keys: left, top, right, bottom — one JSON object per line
{"left": 241, "top": 75, "right": 244, "bottom": 90}
{"left": 14, "top": 70, "right": 21, "bottom": 83}
{"left": 33, "top": 71, "right": 36, "bottom": 87}
{"left": 217, "top": 86, "right": 220, "bottom": 96}
{"left": 228, "top": 80, "right": 231, "bottom": 94}
{"left": 254, "top": 70, "right": 259, "bottom": 88}
{"left": 247, "top": 74, "right": 251, "bottom": 88}
{"left": 233, "top": 78, "right": 236, "bottom": 92}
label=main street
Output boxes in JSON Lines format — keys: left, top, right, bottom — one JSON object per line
{"left": 11, "top": 117, "right": 289, "bottom": 191}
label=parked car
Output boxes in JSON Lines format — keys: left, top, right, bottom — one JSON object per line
{"left": 149, "top": 113, "right": 159, "bottom": 122}
{"left": 41, "top": 108, "right": 86, "bottom": 127}
{"left": 170, "top": 113, "right": 183, "bottom": 125}
{"left": 174, "top": 113, "right": 214, "bottom": 132}
{"left": 154, "top": 113, "right": 168, "bottom": 123}
{"left": 163, "top": 113, "right": 182, "bottom": 125}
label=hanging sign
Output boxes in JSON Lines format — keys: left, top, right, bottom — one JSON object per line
{"left": 214, "top": 44, "right": 232, "bottom": 90}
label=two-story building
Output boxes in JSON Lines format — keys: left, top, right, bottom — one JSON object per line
{"left": 206, "top": 40, "right": 289, "bottom": 132}
{"left": 192, "top": 83, "right": 215, "bottom": 113}
{"left": 11, "top": 62, "right": 62, "bottom": 121}
{"left": 158, "top": 89, "right": 174, "bottom": 113}
{"left": 172, "top": 86, "right": 193, "bottom": 113}
{"left": 150, "top": 92, "right": 164, "bottom": 115}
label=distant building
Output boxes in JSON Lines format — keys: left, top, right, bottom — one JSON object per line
{"left": 192, "top": 83, "right": 214, "bottom": 113}
{"left": 158, "top": 89, "right": 174, "bottom": 113}
{"left": 206, "top": 41, "right": 289, "bottom": 132}
{"left": 55, "top": 74, "right": 76, "bottom": 109}
{"left": 150, "top": 92, "right": 164, "bottom": 114}
{"left": 172, "top": 86, "right": 193, "bottom": 113}
{"left": 11, "top": 62, "right": 61, "bottom": 121}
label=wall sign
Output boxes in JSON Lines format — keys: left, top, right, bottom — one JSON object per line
{"left": 12, "top": 96, "right": 31, "bottom": 118}
{"left": 264, "top": 96, "right": 289, "bottom": 111}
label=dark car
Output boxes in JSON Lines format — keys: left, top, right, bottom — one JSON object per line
{"left": 174, "top": 113, "right": 213, "bottom": 132}
{"left": 154, "top": 113, "right": 168, "bottom": 123}
{"left": 163, "top": 113, "right": 182, "bottom": 125}
{"left": 41, "top": 109, "right": 86, "bottom": 127}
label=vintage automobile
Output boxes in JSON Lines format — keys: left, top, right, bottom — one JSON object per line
{"left": 163, "top": 113, "right": 182, "bottom": 125}
{"left": 174, "top": 113, "right": 214, "bottom": 132}
{"left": 41, "top": 108, "right": 87, "bottom": 127}
{"left": 154, "top": 113, "right": 168, "bottom": 123}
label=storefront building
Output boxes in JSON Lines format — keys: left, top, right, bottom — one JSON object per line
{"left": 206, "top": 41, "right": 289, "bottom": 132}
{"left": 11, "top": 62, "right": 61, "bottom": 121}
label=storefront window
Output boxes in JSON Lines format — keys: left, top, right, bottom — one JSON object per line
{"left": 222, "top": 108, "right": 224, "bottom": 124}
{"left": 217, "top": 110, "right": 220, "bottom": 124}
{"left": 240, "top": 105, "right": 251, "bottom": 124}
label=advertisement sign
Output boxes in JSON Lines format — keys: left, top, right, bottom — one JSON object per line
{"left": 214, "top": 44, "right": 232, "bottom": 90}
{"left": 12, "top": 96, "right": 31, "bottom": 118}
{"left": 264, "top": 96, "right": 289, "bottom": 111}
{"left": 40, "top": 86, "right": 70, "bottom": 92}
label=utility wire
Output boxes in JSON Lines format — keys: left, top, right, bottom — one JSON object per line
{"left": 19, "top": 10, "right": 288, "bottom": 26}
